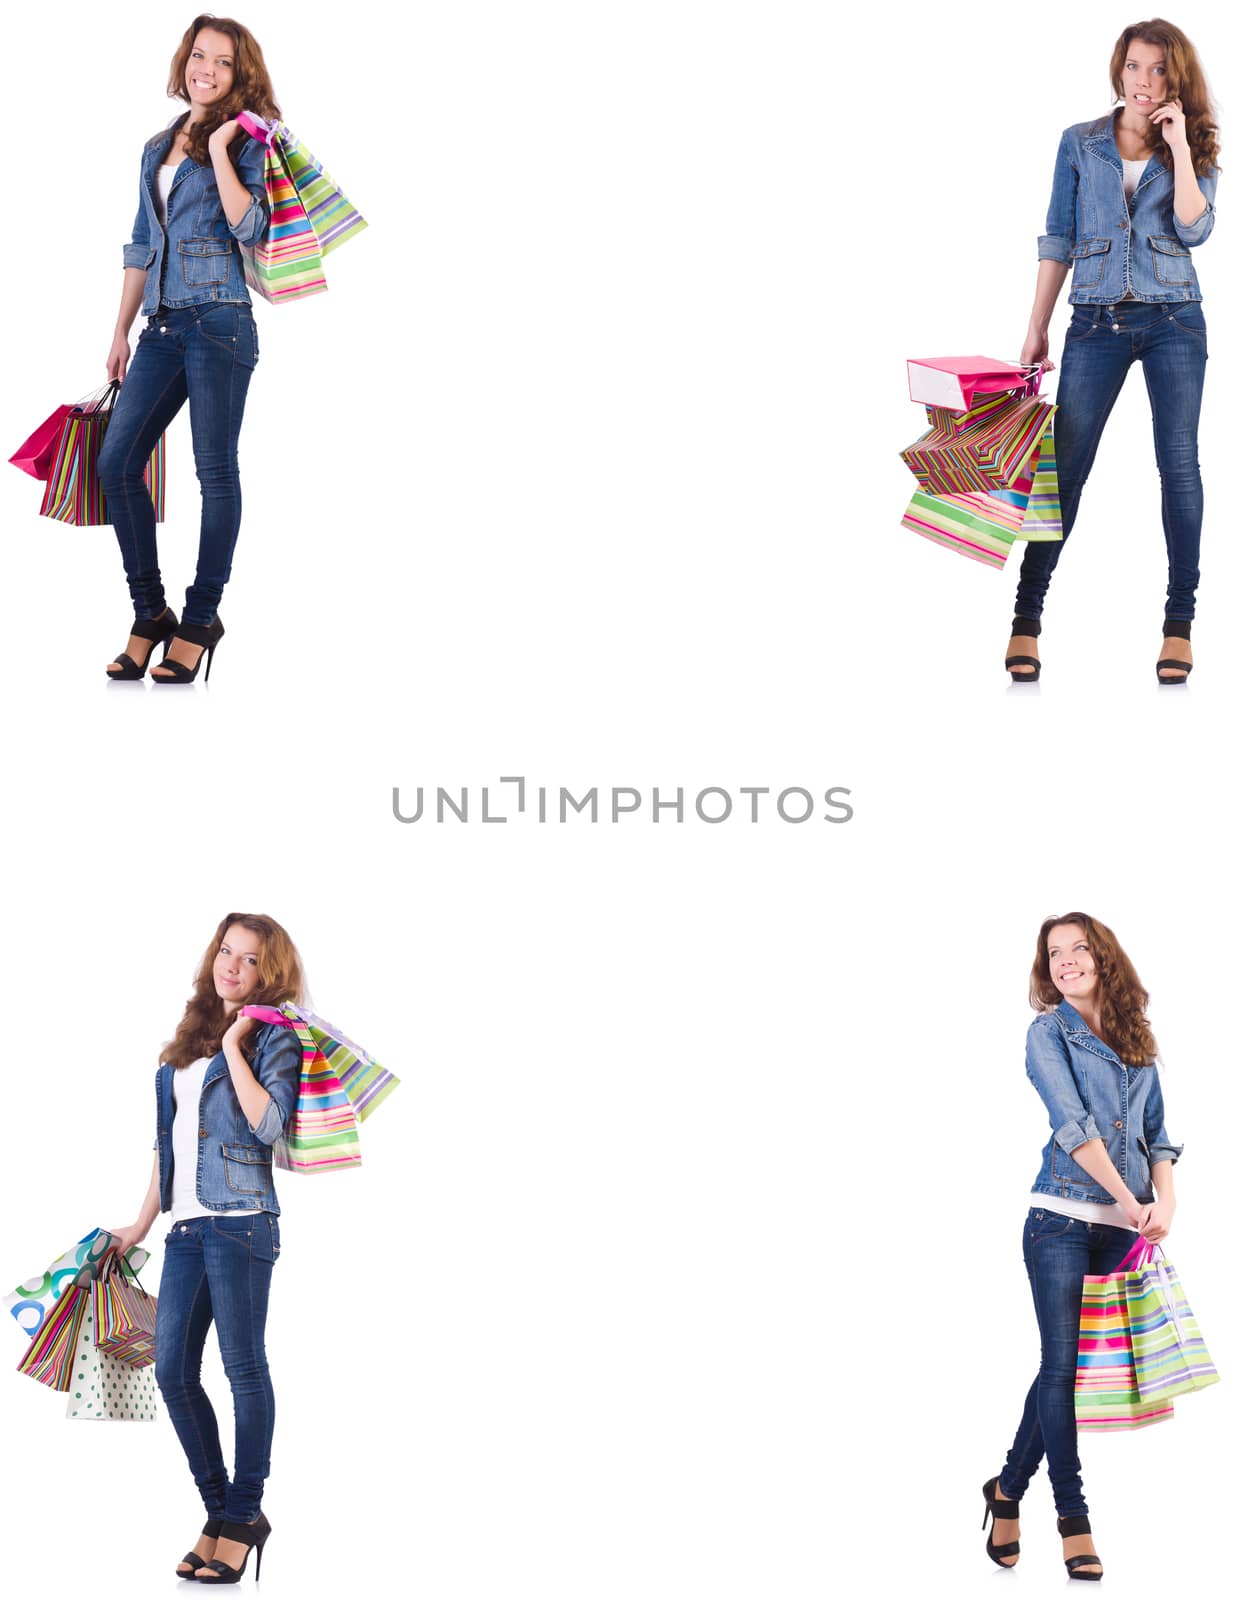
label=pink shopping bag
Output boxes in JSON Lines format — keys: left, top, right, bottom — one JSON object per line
{"left": 906, "top": 355, "right": 1040, "bottom": 412}
{"left": 9, "top": 404, "right": 73, "bottom": 480}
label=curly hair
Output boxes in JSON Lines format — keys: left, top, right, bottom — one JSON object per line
{"left": 163, "top": 913, "right": 305, "bottom": 1068}
{"left": 167, "top": 14, "right": 281, "bottom": 168}
{"left": 1110, "top": 19, "right": 1221, "bottom": 179}
{"left": 1029, "top": 912, "right": 1158, "bottom": 1067}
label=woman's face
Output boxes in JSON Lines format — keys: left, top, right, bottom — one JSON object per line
{"left": 1046, "top": 923, "right": 1100, "bottom": 1006}
{"left": 213, "top": 923, "right": 264, "bottom": 1012}
{"left": 184, "top": 28, "right": 237, "bottom": 114}
{"left": 1121, "top": 39, "right": 1169, "bottom": 115}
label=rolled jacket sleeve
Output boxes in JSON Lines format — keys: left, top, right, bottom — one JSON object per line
{"left": 1026, "top": 1017, "right": 1101, "bottom": 1153}
{"left": 1143, "top": 1065, "right": 1183, "bottom": 1165}
{"left": 248, "top": 1025, "right": 302, "bottom": 1145}
{"left": 1173, "top": 167, "right": 1217, "bottom": 247}
{"left": 228, "top": 136, "right": 270, "bottom": 246}
{"left": 122, "top": 169, "right": 153, "bottom": 269}
{"left": 1038, "top": 130, "right": 1077, "bottom": 263}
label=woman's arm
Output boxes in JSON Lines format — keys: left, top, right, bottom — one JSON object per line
{"left": 1152, "top": 99, "right": 1212, "bottom": 236}
{"left": 1066, "top": 1138, "right": 1147, "bottom": 1229}
{"left": 208, "top": 123, "right": 269, "bottom": 241}
{"left": 222, "top": 1013, "right": 274, "bottom": 1131}
{"left": 106, "top": 1154, "right": 161, "bottom": 1253}
{"left": 1020, "top": 259, "right": 1069, "bottom": 368}
{"left": 1142, "top": 1159, "right": 1176, "bottom": 1244}
{"left": 107, "top": 266, "right": 147, "bottom": 381}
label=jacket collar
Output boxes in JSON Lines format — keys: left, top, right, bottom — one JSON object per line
{"left": 1082, "top": 109, "right": 1166, "bottom": 184}
{"left": 1053, "top": 999, "right": 1123, "bottom": 1065}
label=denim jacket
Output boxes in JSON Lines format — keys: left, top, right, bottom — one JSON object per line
{"left": 1026, "top": 999, "right": 1182, "bottom": 1205}
{"left": 1038, "top": 113, "right": 1217, "bottom": 304}
{"left": 123, "top": 116, "right": 269, "bottom": 316}
{"left": 154, "top": 1022, "right": 301, "bottom": 1215}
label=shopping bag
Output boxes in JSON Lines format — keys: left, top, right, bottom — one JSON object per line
{"left": 38, "top": 383, "right": 166, "bottom": 526}
{"left": 242, "top": 1002, "right": 399, "bottom": 1173}
{"left": 1119, "top": 1238, "right": 1219, "bottom": 1404}
{"left": 93, "top": 1254, "right": 157, "bottom": 1369}
{"left": 1076, "top": 1237, "right": 1184, "bottom": 1431}
{"left": 9, "top": 403, "right": 73, "bottom": 480}
{"left": 16, "top": 1282, "right": 88, "bottom": 1391}
{"left": 4, "top": 1228, "right": 150, "bottom": 1338}
{"left": 66, "top": 1296, "right": 158, "bottom": 1421}
{"left": 236, "top": 111, "right": 367, "bottom": 303}
{"left": 906, "top": 355, "right": 1040, "bottom": 412}
{"left": 900, "top": 391, "right": 1057, "bottom": 498}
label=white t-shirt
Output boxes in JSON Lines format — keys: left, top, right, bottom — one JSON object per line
{"left": 1122, "top": 157, "right": 1149, "bottom": 201}
{"left": 169, "top": 1057, "right": 261, "bottom": 1224}
{"left": 1030, "top": 1192, "right": 1137, "bottom": 1230}
{"left": 154, "top": 162, "right": 178, "bottom": 225}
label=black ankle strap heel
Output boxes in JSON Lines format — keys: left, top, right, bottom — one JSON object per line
{"left": 197, "top": 1512, "right": 271, "bottom": 1583}
{"left": 981, "top": 1475, "right": 1021, "bottom": 1568}
{"left": 150, "top": 615, "right": 225, "bottom": 685}
{"left": 1057, "top": 1513, "right": 1103, "bottom": 1581}
{"left": 1005, "top": 614, "right": 1042, "bottom": 682}
{"left": 176, "top": 1517, "right": 222, "bottom": 1578}
{"left": 107, "top": 606, "right": 178, "bottom": 681}
{"left": 1157, "top": 618, "right": 1193, "bottom": 685}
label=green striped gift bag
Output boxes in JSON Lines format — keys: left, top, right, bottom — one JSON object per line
{"left": 237, "top": 111, "right": 367, "bottom": 304}
{"left": 241, "top": 1003, "right": 399, "bottom": 1174}
{"left": 38, "top": 383, "right": 166, "bottom": 527}
{"left": 1122, "top": 1242, "right": 1219, "bottom": 1404}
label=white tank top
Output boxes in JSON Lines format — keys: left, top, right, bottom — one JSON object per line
{"left": 169, "top": 1057, "right": 261, "bottom": 1224}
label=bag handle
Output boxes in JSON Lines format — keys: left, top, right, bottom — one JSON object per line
{"left": 1114, "top": 1234, "right": 1157, "bottom": 1273}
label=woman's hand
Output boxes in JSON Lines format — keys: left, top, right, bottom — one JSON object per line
{"left": 208, "top": 120, "right": 242, "bottom": 159}
{"left": 105, "top": 1223, "right": 146, "bottom": 1257}
{"left": 107, "top": 333, "right": 130, "bottom": 383}
{"left": 1019, "top": 332, "right": 1054, "bottom": 372}
{"left": 223, "top": 1011, "right": 258, "bottom": 1048}
{"left": 1138, "top": 1198, "right": 1175, "bottom": 1244}
{"left": 1150, "top": 98, "right": 1190, "bottom": 154}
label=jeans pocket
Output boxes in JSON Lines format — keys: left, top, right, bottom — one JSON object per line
{"left": 1028, "top": 1207, "right": 1072, "bottom": 1241}
{"left": 251, "top": 1214, "right": 279, "bottom": 1265}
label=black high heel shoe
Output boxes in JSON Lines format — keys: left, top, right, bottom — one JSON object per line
{"left": 150, "top": 616, "right": 225, "bottom": 685}
{"left": 175, "top": 1517, "right": 222, "bottom": 1579}
{"left": 106, "top": 606, "right": 178, "bottom": 681}
{"left": 196, "top": 1514, "right": 271, "bottom": 1583}
{"left": 1058, "top": 1513, "right": 1103, "bottom": 1580}
{"left": 981, "top": 1476, "right": 1021, "bottom": 1569}
{"left": 1005, "top": 614, "right": 1042, "bottom": 683}
{"left": 1157, "top": 619, "right": 1193, "bottom": 685}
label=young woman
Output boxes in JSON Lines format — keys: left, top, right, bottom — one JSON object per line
{"left": 108, "top": 914, "right": 304, "bottom": 1582}
{"left": 100, "top": 15, "right": 279, "bottom": 684}
{"left": 982, "top": 913, "right": 1181, "bottom": 1581}
{"left": 1006, "top": 20, "right": 1220, "bottom": 685}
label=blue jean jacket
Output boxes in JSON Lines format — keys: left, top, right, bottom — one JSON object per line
{"left": 1026, "top": 999, "right": 1182, "bottom": 1205}
{"left": 1038, "top": 112, "right": 1217, "bottom": 304}
{"left": 123, "top": 117, "right": 269, "bottom": 316}
{"left": 154, "top": 1022, "right": 301, "bottom": 1215}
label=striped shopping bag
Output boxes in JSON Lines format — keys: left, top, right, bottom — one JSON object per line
{"left": 242, "top": 1003, "right": 399, "bottom": 1173}
{"left": 236, "top": 111, "right": 366, "bottom": 303}
{"left": 901, "top": 426, "right": 1061, "bottom": 568}
{"left": 901, "top": 392, "right": 1057, "bottom": 498}
{"left": 16, "top": 1282, "right": 88, "bottom": 1391}
{"left": 94, "top": 1256, "right": 157, "bottom": 1369}
{"left": 1122, "top": 1242, "right": 1219, "bottom": 1404}
{"left": 39, "top": 384, "right": 166, "bottom": 527}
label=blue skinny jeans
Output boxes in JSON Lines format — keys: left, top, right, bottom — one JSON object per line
{"left": 154, "top": 1212, "right": 280, "bottom": 1524}
{"left": 1014, "top": 298, "right": 1208, "bottom": 623}
{"left": 97, "top": 302, "right": 258, "bottom": 628}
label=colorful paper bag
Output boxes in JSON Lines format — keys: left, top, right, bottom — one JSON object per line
{"left": 9, "top": 403, "right": 73, "bottom": 480}
{"left": 906, "top": 355, "right": 1040, "bottom": 412}
{"left": 901, "top": 392, "right": 1057, "bottom": 498}
{"left": 17, "top": 1283, "right": 88, "bottom": 1391}
{"left": 66, "top": 1297, "right": 158, "bottom": 1421}
{"left": 236, "top": 111, "right": 367, "bottom": 303}
{"left": 5, "top": 1229, "right": 150, "bottom": 1337}
{"left": 1121, "top": 1241, "right": 1219, "bottom": 1403}
{"left": 242, "top": 1002, "right": 399, "bottom": 1173}
{"left": 38, "top": 384, "right": 166, "bottom": 527}
{"left": 94, "top": 1256, "right": 157, "bottom": 1369}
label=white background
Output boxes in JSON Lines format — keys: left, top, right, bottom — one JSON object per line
{"left": 1, "top": 2, "right": 1234, "bottom": 1596}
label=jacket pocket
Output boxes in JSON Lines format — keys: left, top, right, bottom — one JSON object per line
{"left": 178, "top": 238, "right": 233, "bottom": 286}
{"left": 1149, "top": 235, "right": 1194, "bottom": 285}
{"left": 221, "top": 1143, "right": 273, "bottom": 1195}
{"left": 1069, "top": 236, "right": 1111, "bottom": 289}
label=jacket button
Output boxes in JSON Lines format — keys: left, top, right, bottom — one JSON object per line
{"left": 1114, "top": 1119, "right": 1123, "bottom": 1129}
{"left": 1118, "top": 219, "right": 1128, "bottom": 229}
{"left": 199, "top": 1129, "right": 207, "bottom": 1138}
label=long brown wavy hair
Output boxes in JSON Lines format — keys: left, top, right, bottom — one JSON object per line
{"left": 163, "top": 913, "right": 305, "bottom": 1068}
{"left": 1030, "top": 913, "right": 1159, "bottom": 1066}
{"left": 1110, "top": 19, "right": 1221, "bottom": 178}
{"left": 168, "top": 14, "right": 281, "bottom": 167}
